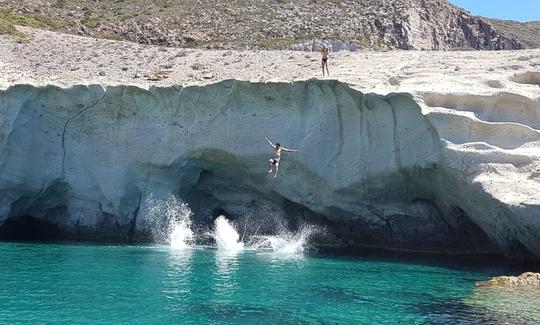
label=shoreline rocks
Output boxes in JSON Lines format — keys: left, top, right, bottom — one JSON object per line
{"left": 477, "top": 272, "right": 540, "bottom": 287}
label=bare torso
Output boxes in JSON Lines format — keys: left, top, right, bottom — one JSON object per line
{"left": 273, "top": 147, "right": 282, "bottom": 160}
{"left": 265, "top": 138, "right": 298, "bottom": 177}
{"left": 321, "top": 47, "right": 329, "bottom": 59}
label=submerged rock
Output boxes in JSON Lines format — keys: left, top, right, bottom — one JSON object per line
{"left": 468, "top": 274, "right": 540, "bottom": 323}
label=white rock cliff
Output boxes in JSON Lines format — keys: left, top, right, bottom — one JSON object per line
{"left": 0, "top": 79, "right": 539, "bottom": 260}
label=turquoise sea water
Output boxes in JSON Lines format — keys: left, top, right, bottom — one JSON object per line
{"left": 0, "top": 242, "right": 537, "bottom": 324}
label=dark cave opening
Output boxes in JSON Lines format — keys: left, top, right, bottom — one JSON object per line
{"left": 0, "top": 215, "right": 61, "bottom": 241}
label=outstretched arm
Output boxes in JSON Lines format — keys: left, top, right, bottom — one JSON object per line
{"left": 282, "top": 147, "right": 298, "bottom": 153}
{"left": 265, "top": 137, "right": 275, "bottom": 148}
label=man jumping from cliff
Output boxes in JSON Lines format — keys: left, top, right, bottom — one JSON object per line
{"left": 265, "top": 138, "right": 298, "bottom": 178}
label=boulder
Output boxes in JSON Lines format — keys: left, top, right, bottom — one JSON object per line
{"left": 477, "top": 272, "right": 540, "bottom": 287}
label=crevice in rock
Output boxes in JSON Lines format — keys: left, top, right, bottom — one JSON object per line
{"left": 388, "top": 99, "right": 402, "bottom": 169}
{"left": 61, "top": 92, "right": 106, "bottom": 177}
{"left": 95, "top": 202, "right": 124, "bottom": 239}
{"left": 128, "top": 192, "right": 143, "bottom": 242}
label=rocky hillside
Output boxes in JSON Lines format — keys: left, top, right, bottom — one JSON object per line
{"left": 0, "top": 0, "right": 537, "bottom": 50}
{"left": 487, "top": 19, "right": 540, "bottom": 49}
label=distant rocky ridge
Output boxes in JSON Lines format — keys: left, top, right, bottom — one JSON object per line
{"left": 486, "top": 19, "right": 540, "bottom": 49}
{"left": 0, "top": 0, "right": 538, "bottom": 50}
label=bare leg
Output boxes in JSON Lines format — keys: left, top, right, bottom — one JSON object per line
{"left": 268, "top": 160, "right": 273, "bottom": 173}
{"left": 274, "top": 164, "right": 279, "bottom": 178}
{"left": 325, "top": 62, "right": 329, "bottom": 76}
{"left": 322, "top": 61, "right": 325, "bottom": 76}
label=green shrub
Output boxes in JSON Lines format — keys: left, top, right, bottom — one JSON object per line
{"left": 0, "top": 19, "right": 16, "bottom": 35}
{"left": 0, "top": 9, "right": 66, "bottom": 30}
{"left": 0, "top": 18, "right": 33, "bottom": 41}
{"left": 93, "top": 31, "right": 124, "bottom": 41}
{"left": 258, "top": 36, "right": 297, "bottom": 49}
{"left": 81, "top": 9, "right": 105, "bottom": 28}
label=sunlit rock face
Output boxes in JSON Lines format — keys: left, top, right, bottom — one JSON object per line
{"left": 478, "top": 272, "right": 540, "bottom": 287}
{"left": 0, "top": 80, "right": 538, "bottom": 260}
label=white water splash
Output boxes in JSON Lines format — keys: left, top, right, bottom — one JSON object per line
{"left": 251, "top": 225, "right": 317, "bottom": 254}
{"left": 212, "top": 215, "right": 319, "bottom": 255}
{"left": 170, "top": 221, "right": 194, "bottom": 250}
{"left": 144, "top": 196, "right": 321, "bottom": 254}
{"left": 214, "top": 216, "right": 244, "bottom": 252}
{"left": 166, "top": 197, "right": 194, "bottom": 250}
{"left": 144, "top": 194, "right": 194, "bottom": 249}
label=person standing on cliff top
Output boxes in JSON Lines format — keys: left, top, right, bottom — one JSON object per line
{"left": 265, "top": 138, "right": 298, "bottom": 178}
{"left": 321, "top": 45, "right": 330, "bottom": 76}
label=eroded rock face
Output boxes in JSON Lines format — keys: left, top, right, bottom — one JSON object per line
{"left": 0, "top": 80, "right": 538, "bottom": 260}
